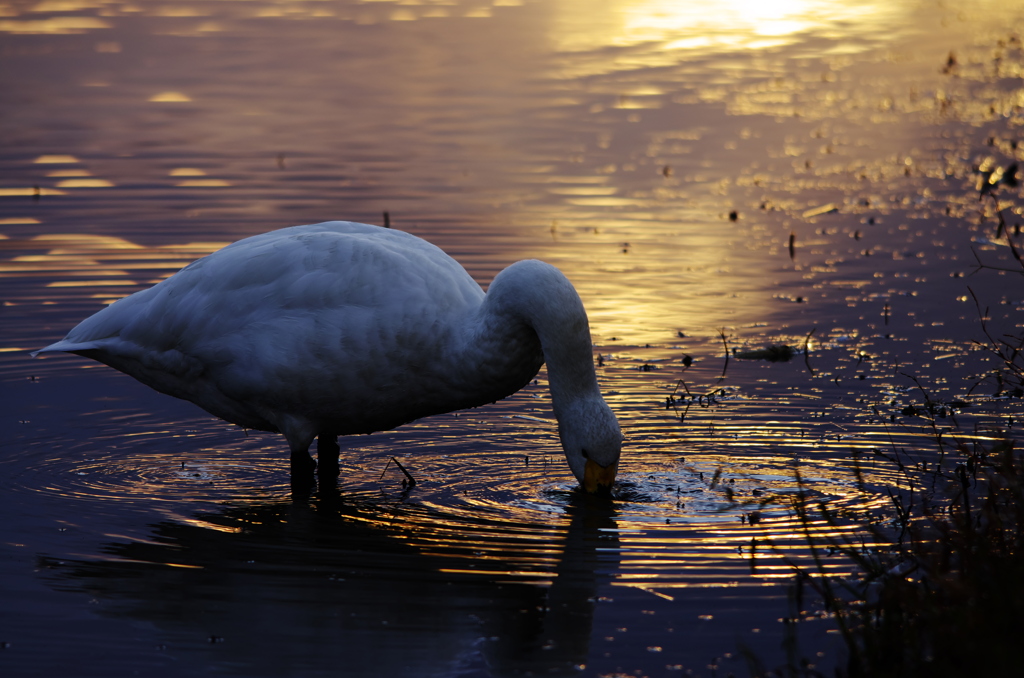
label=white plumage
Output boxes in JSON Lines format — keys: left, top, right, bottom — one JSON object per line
{"left": 35, "top": 221, "right": 621, "bottom": 491}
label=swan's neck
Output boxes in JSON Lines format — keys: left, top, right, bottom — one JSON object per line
{"left": 477, "top": 260, "right": 601, "bottom": 414}
{"left": 473, "top": 259, "right": 620, "bottom": 489}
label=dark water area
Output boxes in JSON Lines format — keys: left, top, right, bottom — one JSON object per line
{"left": 3, "top": 1, "right": 1024, "bottom": 676}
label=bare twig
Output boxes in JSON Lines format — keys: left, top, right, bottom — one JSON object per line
{"left": 718, "top": 328, "right": 730, "bottom": 382}
{"left": 380, "top": 456, "right": 417, "bottom": 488}
{"left": 802, "top": 327, "right": 816, "bottom": 375}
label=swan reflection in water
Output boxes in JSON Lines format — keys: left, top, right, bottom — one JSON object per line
{"left": 39, "top": 491, "right": 620, "bottom": 677}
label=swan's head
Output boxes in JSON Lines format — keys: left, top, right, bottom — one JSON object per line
{"left": 558, "top": 397, "right": 622, "bottom": 493}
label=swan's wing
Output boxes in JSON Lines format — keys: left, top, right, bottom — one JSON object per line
{"left": 35, "top": 222, "right": 484, "bottom": 429}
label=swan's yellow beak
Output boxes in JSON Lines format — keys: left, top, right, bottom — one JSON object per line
{"left": 584, "top": 458, "right": 618, "bottom": 493}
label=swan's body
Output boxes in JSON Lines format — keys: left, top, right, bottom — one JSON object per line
{"left": 35, "top": 221, "right": 621, "bottom": 491}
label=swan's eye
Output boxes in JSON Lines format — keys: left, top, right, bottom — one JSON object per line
{"left": 581, "top": 448, "right": 590, "bottom": 459}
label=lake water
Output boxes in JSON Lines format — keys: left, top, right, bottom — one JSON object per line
{"left": 2, "top": 1, "right": 1024, "bottom": 676}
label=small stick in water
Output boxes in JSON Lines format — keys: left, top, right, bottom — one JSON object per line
{"left": 717, "top": 328, "right": 730, "bottom": 382}
{"left": 380, "top": 456, "right": 416, "bottom": 487}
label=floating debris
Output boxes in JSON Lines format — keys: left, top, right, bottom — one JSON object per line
{"left": 734, "top": 345, "right": 795, "bottom": 362}
{"left": 802, "top": 203, "right": 838, "bottom": 219}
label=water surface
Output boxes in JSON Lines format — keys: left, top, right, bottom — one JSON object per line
{"left": 3, "top": 1, "right": 1024, "bottom": 676}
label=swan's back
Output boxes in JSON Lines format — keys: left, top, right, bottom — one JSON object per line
{"left": 39, "top": 222, "right": 518, "bottom": 438}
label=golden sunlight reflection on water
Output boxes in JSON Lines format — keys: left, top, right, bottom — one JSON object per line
{"left": 9, "top": 390, "right": 891, "bottom": 592}
{"left": 548, "top": 0, "right": 912, "bottom": 54}
{"left": 3, "top": 0, "right": 1024, "bottom": 674}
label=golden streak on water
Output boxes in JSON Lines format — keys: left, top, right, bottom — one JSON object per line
{"left": 158, "top": 561, "right": 205, "bottom": 569}
{"left": 55, "top": 178, "right": 115, "bottom": 188}
{"left": 0, "top": 187, "right": 65, "bottom": 196}
{"left": 0, "top": 16, "right": 110, "bottom": 33}
{"left": 161, "top": 242, "right": 229, "bottom": 251}
{"left": 0, "top": 259, "right": 192, "bottom": 273}
{"left": 546, "top": 186, "right": 619, "bottom": 196}
{"left": 173, "top": 516, "right": 243, "bottom": 534}
{"left": 438, "top": 568, "right": 551, "bottom": 578}
{"left": 0, "top": 235, "right": 229, "bottom": 316}
{"left": 176, "top": 179, "right": 231, "bottom": 187}
{"left": 46, "top": 280, "right": 136, "bottom": 287}
{"left": 389, "top": 9, "right": 416, "bottom": 22}
{"left": 148, "top": 91, "right": 192, "bottom": 103}
{"left": 33, "top": 155, "right": 80, "bottom": 164}
{"left": 32, "top": 233, "right": 142, "bottom": 249}
{"left": 46, "top": 169, "right": 91, "bottom": 177}
{"left": 153, "top": 5, "right": 210, "bottom": 18}
{"left": 26, "top": 0, "right": 103, "bottom": 12}
{"left": 87, "top": 555, "right": 206, "bottom": 569}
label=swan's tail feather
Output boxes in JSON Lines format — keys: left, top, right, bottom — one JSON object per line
{"left": 31, "top": 340, "right": 103, "bottom": 357}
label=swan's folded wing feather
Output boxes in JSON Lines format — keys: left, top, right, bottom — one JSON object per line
{"left": 31, "top": 221, "right": 488, "bottom": 430}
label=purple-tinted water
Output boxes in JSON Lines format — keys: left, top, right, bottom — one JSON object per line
{"left": 2, "top": 1, "right": 1024, "bottom": 676}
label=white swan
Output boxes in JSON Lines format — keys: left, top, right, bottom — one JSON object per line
{"left": 34, "top": 221, "right": 621, "bottom": 492}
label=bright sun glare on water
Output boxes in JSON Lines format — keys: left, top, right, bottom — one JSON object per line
{"left": 551, "top": 0, "right": 909, "bottom": 52}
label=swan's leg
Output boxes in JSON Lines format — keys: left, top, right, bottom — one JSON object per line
{"left": 317, "top": 434, "right": 340, "bottom": 478}
{"left": 289, "top": 444, "right": 316, "bottom": 497}
{"left": 280, "top": 418, "right": 317, "bottom": 475}
{"left": 290, "top": 444, "right": 317, "bottom": 476}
